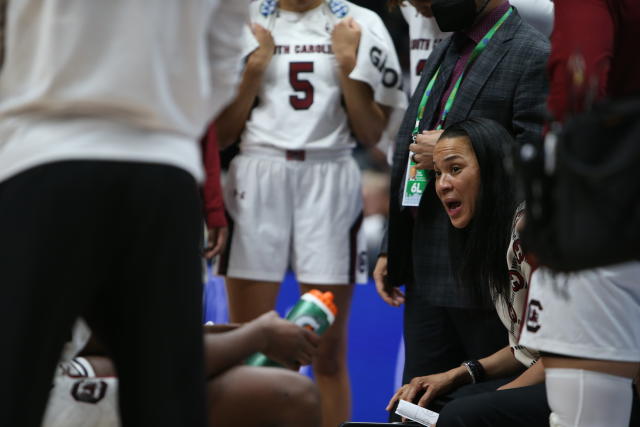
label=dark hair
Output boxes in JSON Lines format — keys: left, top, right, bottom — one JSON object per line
{"left": 439, "top": 118, "right": 518, "bottom": 304}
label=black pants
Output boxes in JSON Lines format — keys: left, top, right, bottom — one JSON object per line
{"left": 402, "top": 294, "right": 507, "bottom": 384}
{"left": 435, "top": 378, "right": 549, "bottom": 426}
{"left": 0, "top": 161, "right": 207, "bottom": 427}
{"left": 436, "top": 377, "right": 640, "bottom": 427}
{"left": 389, "top": 292, "right": 507, "bottom": 422}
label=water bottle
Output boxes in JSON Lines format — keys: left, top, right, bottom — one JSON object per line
{"left": 246, "top": 289, "right": 338, "bottom": 367}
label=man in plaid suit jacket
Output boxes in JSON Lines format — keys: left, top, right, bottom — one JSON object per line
{"left": 376, "top": 0, "right": 549, "bottom": 394}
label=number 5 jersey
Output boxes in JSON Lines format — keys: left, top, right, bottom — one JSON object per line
{"left": 241, "top": 0, "right": 407, "bottom": 152}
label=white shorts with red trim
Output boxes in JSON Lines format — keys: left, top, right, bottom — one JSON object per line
{"left": 519, "top": 261, "right": 640, "bottom": 362}
{"left": 219, "top": 147, "right": 367, "bottom": 285}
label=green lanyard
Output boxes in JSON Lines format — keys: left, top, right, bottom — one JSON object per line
{"left": 412, "top": 6, "right": 513, "bottom": 137}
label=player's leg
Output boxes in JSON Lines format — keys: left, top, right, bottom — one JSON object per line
{"left": 0, "top": 162, "right": 111, "bottom": 427}
{"left": 294, "top": 156, "right": 363, "bottom": 427}
{"left": 299, "top": 282, "right": 354, "bottom": 427}
{"left": 207, "top": 365, "right": 321, "bottom": 427}
{"left": 85, "top": 163, "right": 207, "bottom": 427}
{"left": 437, "top": 383, "right": 549, "bottom": 427}
{"left": 218, "top": 153, "right": 292, "bottom": 322}
{"left": 225, "top": 278, "right": 281, "bottom": 322}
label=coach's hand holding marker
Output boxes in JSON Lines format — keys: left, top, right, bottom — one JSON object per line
{"left": 247, "top": 23, "right": 275, "bottom": 75}
{"left": 386, "top": 366, "right": 471, "bottom": 413}
{"left": 410, "top": 129, "right": 443, "bottom": 171}
{"left": 332, "top": 17, "right": 361, "bottom": 74}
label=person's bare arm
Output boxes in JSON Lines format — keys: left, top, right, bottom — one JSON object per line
{"left": 332, "top": 17, "right": 390, "bottom": 147}
{"left": 82, "top": 356, "right": 116, "bottom": 377}
{"left": 203, "top": 311, "right": 320, "bottom": 378}
{"left": 478, "top": 345, "right": 526, "bottom": 381}
{"left": 203, "top": 323, "right": 242, "bottom": 334}
{"left": 215, "top": 23, "right": 274, "bottom": 149}
{"left": 498, "top": 359, "right": 545, "bottom": 390}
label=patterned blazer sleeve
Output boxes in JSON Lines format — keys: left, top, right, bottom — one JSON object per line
{"left": 384, "top": 40, "right": 451, "bottom": 285}
{"left": 389, "top": 38, "right": 451, "bottom": 209}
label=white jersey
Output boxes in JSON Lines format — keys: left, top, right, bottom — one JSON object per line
{"left": 511, "top": 0, "right": 554, "bottom": 38}
{"left": 400, "top": 5, "right": 450, "bottom": 94}
{"left": 241, "top": 0, "right": 406, "bottom": 153}
{"left": 495, "top": 204, "right": 540, "bottom": 367}
{"left": 520, "top": 262, "right": 640, "bottom": 362}
{"left": 43, "top": 374, "right": 120, "bottom": 427}
{"left": 401, "top": 0, "right": 553, "bottom": 95}
{"left": 44, "top": 322, "right": 120, "bottom": 427}
{"left": 0, "top": 0, "right": 248, "bottom": 184}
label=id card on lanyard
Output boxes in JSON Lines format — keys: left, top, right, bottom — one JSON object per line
{"left": 401, "top": 7, "right": 513, "bottom": 207}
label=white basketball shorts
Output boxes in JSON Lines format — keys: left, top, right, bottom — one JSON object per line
{"left": 219, "top": 147, "right": 367, "bottom": 285}
{"left": 519, "top": 261, "right": 640, "bottom": 362}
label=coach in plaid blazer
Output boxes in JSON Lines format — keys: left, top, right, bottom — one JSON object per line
{"left": 379, "top": 1, "right": 549, "bottom": 391}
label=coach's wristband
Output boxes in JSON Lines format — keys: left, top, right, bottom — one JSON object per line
{"left": 461, "top": 361, "right": 476, "bottom": 383}
{"left": 461, "top": 360, "right": 485, "bottom": 384}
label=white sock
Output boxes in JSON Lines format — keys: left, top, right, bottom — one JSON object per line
{"left": 546, "top": 368, "right": 633, "bottom": 427}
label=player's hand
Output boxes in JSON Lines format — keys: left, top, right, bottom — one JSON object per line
{"left": 386, "top": 371, "right": 457, "bottom": 412}
{"left": 373, "top": 256, "right": 405, "bottom": 307}
{"left": 247, "top": 23, "right": 275, "bottom": 74}
{"left": 409, "top": 129, "right": 443, "bottom": 171}
{"left": 257, "top": 311, "right": 321, "bottom": 370}
{"left": 332, "top": 17, "right": 361, "bottom": 74}
{"left": 203, "top": 226, "right": 228, "bottom": 259}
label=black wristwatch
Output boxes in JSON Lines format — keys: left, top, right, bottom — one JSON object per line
{"left": 461, "top": 360, "right": 486, "bottom": 384}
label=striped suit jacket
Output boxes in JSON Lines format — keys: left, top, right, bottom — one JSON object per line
{"left": 384, "top": 9, "right": 549, "bottom": 308}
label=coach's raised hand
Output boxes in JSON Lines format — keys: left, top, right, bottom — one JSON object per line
{"left": 332, "top": 17, "right": 361, "bottom": 74}
{"left": 410, "top": 129, "right": 443, "bottom": 171}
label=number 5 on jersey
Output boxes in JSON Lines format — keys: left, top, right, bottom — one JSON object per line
{"left": 289, "top": 62, "right": 314, "bottom": 110}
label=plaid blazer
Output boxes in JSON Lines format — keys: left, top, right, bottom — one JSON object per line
{"left": 383, "top": 10, "right": 549, "bottom": 308}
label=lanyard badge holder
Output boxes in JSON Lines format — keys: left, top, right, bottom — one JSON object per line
{"left": 401, "top": 7, "right": 513, "bottom": 207}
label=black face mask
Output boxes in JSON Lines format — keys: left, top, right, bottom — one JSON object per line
{"left": 431, "top": 0, "right": 487, "bottom": 32}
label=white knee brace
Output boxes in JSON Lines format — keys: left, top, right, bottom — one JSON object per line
{"left": 546, "top": 368, "right": 633, "bottom": 427}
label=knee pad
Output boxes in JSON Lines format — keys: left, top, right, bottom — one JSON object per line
{"left": 546, "top": 368, "right": 633, "bottom": 427}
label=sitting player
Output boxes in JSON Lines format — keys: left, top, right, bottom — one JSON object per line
{"left": 44, "top": 313, "right": 322, "bottom": 427}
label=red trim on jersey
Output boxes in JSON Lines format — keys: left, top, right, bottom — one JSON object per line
{"left": 201, "top": 122, "right": 227, "bottom": 228}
